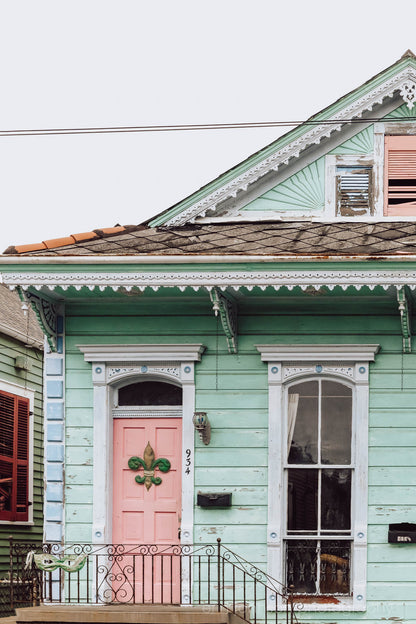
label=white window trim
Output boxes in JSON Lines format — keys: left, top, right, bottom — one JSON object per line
{"left": 325, "top": 154, "right": 383, "bottom": 219}
{"left": 256, "top": 344, "right": 379, "bottom": 612}
{"left": 0, "top": 378, "right": 35, "bottom": 526}
{"left": 77, "top": 345, "right": 204, "bottom": 548}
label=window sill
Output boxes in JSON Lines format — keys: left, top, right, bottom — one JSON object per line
{"left": 276, "top": 596, "right": 365, "bottom": 612}
{"left": 0, "top": 520, "right": 34, "bottom": 526}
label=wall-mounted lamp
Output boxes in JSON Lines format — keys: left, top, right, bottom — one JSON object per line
{"left": 193, "top": 412, "right": 211, "bottom": 445}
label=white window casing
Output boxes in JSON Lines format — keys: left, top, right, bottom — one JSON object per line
{"left": 256, "top": 344, "right": 379, "bottom": 612}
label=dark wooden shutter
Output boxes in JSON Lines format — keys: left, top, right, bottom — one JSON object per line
{"left": 0, "top": 391, "right": 29, "bottom": 521}
{"left": 385, "top": 135, "right": 416, "bottom": 215}
{"left": 336, "top": 166, "right": 373, "bottom": 216}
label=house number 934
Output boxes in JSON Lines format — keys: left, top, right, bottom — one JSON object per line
{"left": 185, "top": 449, "right": 191, "bottom": 475}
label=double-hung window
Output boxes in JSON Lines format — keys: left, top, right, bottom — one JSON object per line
{"left": 286, "top": 379, "right": 352, "bottom": 596}
{"left": 256, "top": 344, "right": 379, "bottom": 611}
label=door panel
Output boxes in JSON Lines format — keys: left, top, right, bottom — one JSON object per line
{"left": 112, "top": 417, "right": 182, "bottom": 602}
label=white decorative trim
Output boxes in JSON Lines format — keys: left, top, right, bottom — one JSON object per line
{"left": 283, "top": 364, "right": 354, "bottom": 380}
{"left": 113, "top": 408, "right": 182, "bottom": 419}
{"left": 6, "top": 269, "right": 416, "bottom": 292}
{"left": 108, "top": 365, "right": 180, "bottom": 383}
{"left": 78, "top": 344, "right": 205, "bottom": 363}
{"left": 257, "top": 344, "right": 380, "bottom": 362}
{"left": 79, "top": 342, "right": 205, "bottom": 600}
{"left": 400, "top": 80, "right": 416, "bottom": 108}
{"left": 161, "top": 68, "right": 416, "bottom": 225}
{"left": 0, "top": 379, "right": 35, "bottom": 525}
{"left": 256, "top": 344, "right": 377, "bottom": 612}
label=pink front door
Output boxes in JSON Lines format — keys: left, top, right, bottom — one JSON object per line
{"left": 112, "top": 418, "right": 182, "bottom": 602}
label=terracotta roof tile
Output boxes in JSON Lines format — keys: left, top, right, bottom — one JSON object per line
{"left": 71, "top": 231, "right": 98, "bottom": 242}
{"left": 43, "top": 236, "right": 76, "bottom": 249}
{"left": 13, "top": 242, "right": 47, "bottom": 253}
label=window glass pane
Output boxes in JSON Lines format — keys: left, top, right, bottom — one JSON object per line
{"left": 118, "top": 381, "right": 182, "bottom": 406}
{"left": 321, "top": 381, "right": 352, "bottom": 465}
{"left": 321, "top": 469, "right": 351, "bottom": 531}
{"left": 287, "top": 469, "right": 318, "bottom": 532}
{"left": 286, "top": 540, "right": 318, "bottom": 594}
{"left": 288, "top": 381, "right": 318, "bottom": 464}
{"left": 320, "top": 541, "right": 351, "bottom": 595}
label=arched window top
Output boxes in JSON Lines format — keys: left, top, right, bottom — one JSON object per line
{"left": 118, "top": 381, "right": 182, "bottom": 406}
{"left": 288, "top": 378, "right": 352, "bottom": 465}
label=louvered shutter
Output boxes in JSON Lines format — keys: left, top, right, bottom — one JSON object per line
{"left": 385, "top": 135, "right": 416, "bottom": 216}
{"left": 336, "top": 166, "right": 373, "bottom": 216}
{"left": 0, "top": 391, "right": 29, "bottom": 521}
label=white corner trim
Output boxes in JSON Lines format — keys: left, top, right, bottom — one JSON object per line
{"left": 256, "top": 344, "right": 380, "bottom": 362}
{"left": 78, "top": 344, "right": 205, "bottom": 363}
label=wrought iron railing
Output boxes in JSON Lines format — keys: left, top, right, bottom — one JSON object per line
{"left": 9, "top": 538, "right": 295, "bottom": 624}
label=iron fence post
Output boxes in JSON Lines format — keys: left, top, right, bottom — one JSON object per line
{"left": 9, "top": 535, "right": 14, "bottom": 611}
{"left": 217, "top": 538, "right": 221, "bottom": 612}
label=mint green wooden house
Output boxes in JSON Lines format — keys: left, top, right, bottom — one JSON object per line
{"left": 2, "top": 52, "right": 416, "bottom": 622}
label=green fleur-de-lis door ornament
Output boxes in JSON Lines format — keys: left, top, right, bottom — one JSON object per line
{"left": 128, "top": 442, "right": 171, "bottom": 490}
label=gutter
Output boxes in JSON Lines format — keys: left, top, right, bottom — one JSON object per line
{"left": 0, "top": 321, "right": 43, "bottom": 350}
{"left": 2, "top": 254, "right": 416, "bottom": 265}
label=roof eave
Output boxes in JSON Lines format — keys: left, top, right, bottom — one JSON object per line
{"left": 2, "top": 254, "right": 416, "bottom": 265}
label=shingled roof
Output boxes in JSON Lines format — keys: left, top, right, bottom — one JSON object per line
{"left": 0, "top": 284, "right": 44, "bottom": 348}
{"left": 5, "top": 221, "right": 416, "bottom": 257}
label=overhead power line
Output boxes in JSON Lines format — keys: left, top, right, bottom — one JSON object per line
{"left": 0, "top": 116, "right": 415, "bottom": 137}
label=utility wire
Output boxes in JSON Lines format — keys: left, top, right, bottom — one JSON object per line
{"left": 0, "top": 116, "right": 415, "bottom": 137}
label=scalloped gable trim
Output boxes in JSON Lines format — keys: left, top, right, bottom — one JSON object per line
{"left": 149, "top": 56, "right": 416, "bottom": 228}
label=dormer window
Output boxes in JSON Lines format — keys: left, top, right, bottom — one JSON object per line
{"left": 384, "top": 135, "right": 416, "bottom": 215}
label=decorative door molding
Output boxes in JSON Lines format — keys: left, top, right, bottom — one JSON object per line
{"left": 78, "top": 343, "right": 205, "bottom": 550}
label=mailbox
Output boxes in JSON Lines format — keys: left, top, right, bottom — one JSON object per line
{"left": 388, "top": 523, "right": 416, "bottom": 543}
{"left": 197, "top": 492, "right": 232, "bottom": 508}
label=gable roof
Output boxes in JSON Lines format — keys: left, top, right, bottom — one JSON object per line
{"left": 147, "top": 51, "right": 416, "bottom": 227}
{"left": 3, "top": 52, "right": 416, "bottom": 258}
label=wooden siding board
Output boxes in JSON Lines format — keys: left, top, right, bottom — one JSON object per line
{"left": 63, "top": 298, "right": 416, "bottom": 621}
{"left": 0, "top": 333, "right": 43, "bottom": 576}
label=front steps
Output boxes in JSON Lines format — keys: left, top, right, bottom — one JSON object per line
{"left": 14, "top": 606, "right": 244, "bottom": 624}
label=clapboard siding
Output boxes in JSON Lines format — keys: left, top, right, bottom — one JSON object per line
{"left": 63, "top": 296, "right": 416, "bottom": 622}
{"left": 0, "top": 332, "right": 43, "bottom": 575}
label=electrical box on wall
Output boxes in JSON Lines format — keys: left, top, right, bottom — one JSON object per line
{"left": 388, "top": 523, "right": 416, "bottom": 543}
{"left": 197, "top": 492, "right": 232, "bottom": 508}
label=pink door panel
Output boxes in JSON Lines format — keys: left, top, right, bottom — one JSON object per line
{"left": 113, "top": 418, "right": 182, "bottom": 602}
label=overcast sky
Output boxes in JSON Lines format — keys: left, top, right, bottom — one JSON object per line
{"left": 1, "top": 0, "right": 416, "bottom": 253}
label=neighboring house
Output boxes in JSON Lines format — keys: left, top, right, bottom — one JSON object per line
{"left": 0, "top": 285, "right": 43, "bottom": 575}
{"left": 2, "top": 52, "right": 416, "bottom": 622}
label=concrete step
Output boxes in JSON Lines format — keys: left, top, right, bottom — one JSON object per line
{"left": 15, "top": 606, "right": 233, "bottom": 624}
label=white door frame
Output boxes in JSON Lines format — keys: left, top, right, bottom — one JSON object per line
{"left": 78, "top": 344, "right": 205, "bottom": 553}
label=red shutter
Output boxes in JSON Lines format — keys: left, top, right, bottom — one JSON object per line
{"left": 385, "top": 136, "right": 416, "bottom": 215}
{"left": 0, "top": 391, "right": 29, "bottom": 521}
